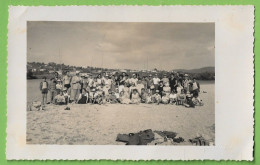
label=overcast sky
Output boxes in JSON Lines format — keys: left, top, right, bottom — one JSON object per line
{"left": 27, "top": 21, "right": 215, "bottom": 71}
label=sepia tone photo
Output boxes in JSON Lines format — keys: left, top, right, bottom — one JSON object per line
{"left": 26, "top": 21, "right": 215, "bottom": 145}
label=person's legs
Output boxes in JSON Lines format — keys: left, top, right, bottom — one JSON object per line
{"left": 41, "top": 93, "right": 45, "bottom": 106}
{"left": 70, "top": 89, "right": 76, "bottom": 102}
{"left": 44, "top": 93, "right": 47, "bottom": 105}
{"left": 50, "top": 91, "right": 54, "bottom": 103}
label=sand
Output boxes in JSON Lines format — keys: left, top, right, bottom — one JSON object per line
{"left": 26, "top": 83, "right": 215, "bottom": 145}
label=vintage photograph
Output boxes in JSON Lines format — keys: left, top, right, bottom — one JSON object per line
{"left": 26, "top": 21, "right": 215, "bottom": 145}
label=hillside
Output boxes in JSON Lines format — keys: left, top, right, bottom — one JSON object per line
{"left": 174, "top": 67, "right": 215, "bottom": 74}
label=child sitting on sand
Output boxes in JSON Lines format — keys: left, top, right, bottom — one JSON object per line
{"left": 93, "top": 89, "right": 104, "bottom": 105}
{"left": 109, "top": 91, "right": 118, "bottom": 104}
{"left": 88, "top": 88, "right": 95, "bottom": 103}
{"left": 184, "top": 93, "right": 195, "bottom": 108}
{"left": 56, "top": 79, "right": 63, "bottom": 95}
{"left": 158, "top": 81, "right": 164, "bottom": 96}
{"left": 177, "top": 89, "right": 186, "bottom": 105}
{"left": 141, "top": 88, "right": 148, "bottom": 103}
{"left": 130, "top": 89, "right": 141, "bottom": 104}
{"left": 163, "top": 82, "right": 171, "bottom": 97}
{"left": 176, "top": 82, "right": 183, "bottom": 94}
{"left": 169, "top": 90, "right": 177, "bottom": 104}
{"left": 119, "top": 91, "right": 131, "bottom": 104}
{"left": 152, "top": 90, "right": 162, "bottom": 105}
{"left": 161, "top": 92, "right": 169, "bottom": 104}
{"left": 77, "top": 88, "right": 88, "bottom": 104}
{"left": 145, "top": 92, "right": 153, "bottom": 104}
{"left": 192, "top": 92, "right": 204, "bottom": 106}
{"left": 136, "top": 80, "right": 145, "bottom": 94}
{"left": 63, "top": 88, "right": 70, "bottom": 104}
{"left": 115, "top": 88, "right": 120, "bottom": 101}
{"left": 53, "top": 91, "right": 66, "bottom": 105}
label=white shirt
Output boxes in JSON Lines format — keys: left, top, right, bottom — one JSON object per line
{"left": 153, "top": 78, "right": 161, "bottom": 85}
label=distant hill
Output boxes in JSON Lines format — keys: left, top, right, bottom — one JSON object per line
{"left": 174, "top": 67, "right": 215, "bottom": 74}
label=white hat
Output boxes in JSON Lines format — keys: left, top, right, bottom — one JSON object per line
{"left": 184, "top": 74, "right": 189, "bottom": 77}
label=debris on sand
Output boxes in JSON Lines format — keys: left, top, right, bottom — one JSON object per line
{"left": 116, "top": 129, "right": 185, "bottom": 145}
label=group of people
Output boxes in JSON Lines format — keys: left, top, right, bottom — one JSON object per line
{"left": 39, "top": 71, "right": 203, "bottom": 108}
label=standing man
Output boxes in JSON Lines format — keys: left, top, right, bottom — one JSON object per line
{"left": 63, "top": 71, "right": 71, "bottom": 90}
{"left": 152, "top": 73, "right": 161, "bottom": 90}
{"left": 70, "top": 71, "right": 81, "bottom": 103}
{"left": 39, "top": 77, "right": 48, "bottom": 107}
{"left": 191, "top": 78, "right": 200, "bottom": 96}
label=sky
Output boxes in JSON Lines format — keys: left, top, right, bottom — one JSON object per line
{"left": 27, "top": 21, "right": 215, "bottom": 71}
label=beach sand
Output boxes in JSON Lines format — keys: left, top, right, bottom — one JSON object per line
{"left": 26, "top": 83, "right": 215, "bottom": 145}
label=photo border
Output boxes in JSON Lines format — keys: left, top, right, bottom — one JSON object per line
{"left": 0, "top": 0, "right": 259, "bottom": 164}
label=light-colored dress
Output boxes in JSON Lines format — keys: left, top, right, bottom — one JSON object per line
{"left": 131, "top": 93, "right": 141, "bottom": 104}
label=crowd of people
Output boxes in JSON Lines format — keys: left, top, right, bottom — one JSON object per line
{"left": 39, "top": 71, "right": 204, "bottom": 108}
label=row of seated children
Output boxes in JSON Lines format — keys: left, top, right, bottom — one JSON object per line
{"left": 73, "top": 87, "right": 203, "bottom": 107}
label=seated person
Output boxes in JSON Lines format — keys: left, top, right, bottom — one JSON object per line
{"left": 136, "top": 80, "right": 145, "bottom": 94}
{"left": 140, "top": 88, "right": 148, "bottom": 103}
{"left": 161, "top": 92, "right": 169, "bottom": 104}
{"left": 158, "top": 81, "right": 164, "bottom": 96}
{"left": 184, "top": 93, "right": 195, "bottom": 108}
{"left": 192, "top": 92, "right": 204, "bottom": 106}
{"left": 177, "top": 89, "right": 186, "bottom": 105}
{"left": 119, "top": 91, "right": 131, "bottom": 104}
{"left": 169, "top": 90, "right": 177, "bottom": 104}
{"left": 53, "top": 91, "right": 66, "bottom": 105}
{"left": 77, "top": 88, "right": 88, "bottom": 104}
{"left": 122, "top": 83, "right": 130, "bottom": 98}
{"left": 163, "top": 82, "right": 171, "bottom": 97}
{"left": 115, "top": 88, "right": 120, "bottom": 101}
{"left": 145, "top": 92, "right": 153, "bottom": 104}
{"left": 88, "top": 88, "right": 95, "bottom": 103}
{"left": 63, "top": 88, "right": 70, "bottom": 104}
{"left": 109, "top": 91, "right": 118, "bottom": 104}
{"left": 130, "top": 89, "right": 141, "bottom": 104}
{"left": 152, "top": 90, "right": 162, "bottom": 105}
{"left": 93, "top": 89, "right": 104, "bottom": 105}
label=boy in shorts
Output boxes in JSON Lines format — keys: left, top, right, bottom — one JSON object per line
{"left": 39, "top": 77, "right": 48, "bottom": 107}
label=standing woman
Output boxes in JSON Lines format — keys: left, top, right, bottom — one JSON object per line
{"left": 70, "top": 71, "right": 81, "bottom": 103}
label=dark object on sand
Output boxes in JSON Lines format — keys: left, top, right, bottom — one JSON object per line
{"left": 189, "top": 136, "right": 209, "bottom": 146}
{"left": 116, "top": 129, "right": 155, "bottom": 145}
{"left": 172, "top": 137, "right": 185, "bottom": 143}
{"left": 64, "top": 106, "right": 70, "bottom": 110}
{"left": 154, "top": 131, "right": 177, "bottom": 139}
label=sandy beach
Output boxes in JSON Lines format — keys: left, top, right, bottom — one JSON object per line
{"left": 26, "top": 82, "right": 215, "bottom": 145}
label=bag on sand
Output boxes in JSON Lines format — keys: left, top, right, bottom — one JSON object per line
{"left": 162, "top": 131, "right": 177, "bottom": 139}
{"left": 116, "top": 134, "right": 130, "bottom": 143}
{"left": 139, "top": 129, "right": 155, "bottom": 145}
{"left": 126, "top": 133, "right": 140, "bottom": 145}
